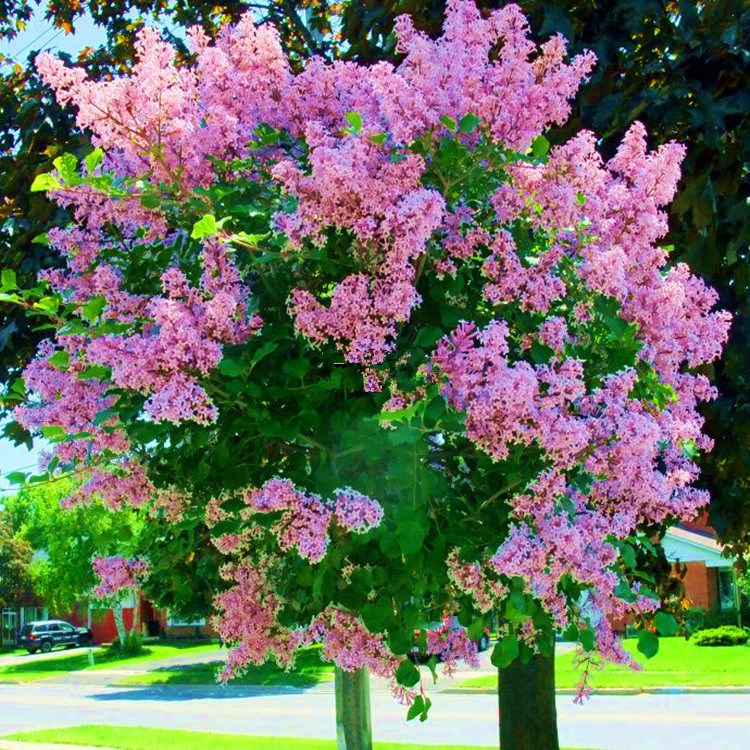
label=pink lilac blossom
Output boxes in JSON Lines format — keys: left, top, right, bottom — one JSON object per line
{"left": 92, "top": 555, "right": 148, "bottom": 598}
{"left": 333, "top": 488, "right": 384, "bottom": 532}
{"left": 149, "top": 487, "right": 188, "bottom": 523}
{"left": 446, "top": 549, "right": 507, "bottom": 613}
{"left": 425, "top": 617, "right": 480, "bottom": 677}
{"left": 241, "top": 479, "right": 384, "bottom": 563}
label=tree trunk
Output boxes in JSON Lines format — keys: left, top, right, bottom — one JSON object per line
{"left": 334, "top": 666, "right": 373, "bottom": 750}
{"left": 498, "top": 643, "right": 559, "bottom": 750}
{"left": 112, "top": 602, "right": 127, "bottom": 647}
{"left": 129, "top": 593, "right": 140, "bottom": 638}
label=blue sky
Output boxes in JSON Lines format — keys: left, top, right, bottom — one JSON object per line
{"left": 0, "top": 431, "right": 45, "bottom": 495}
{"left": 0, "top": 8, "right": 106, "bottom": 66}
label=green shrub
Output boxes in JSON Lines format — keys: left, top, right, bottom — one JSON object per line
{"left": 107, "top": 631, "right": 143, "bottom": 658}
{"left": 691, "top": 626, "right": 750, "bottom": 647}
{"left": 684, "top": 606, "right": 708, "bottom": 633}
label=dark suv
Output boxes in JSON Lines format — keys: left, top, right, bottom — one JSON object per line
{"left": 17, "top": 620, "right": 93, "bottom": 654}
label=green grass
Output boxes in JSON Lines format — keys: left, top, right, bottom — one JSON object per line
{"left": 0, "top": 726, "right": 592, "bottom": 750}
{"left": 116, "top": 646, "right": 335, "bottom": 688}
{"left": 457, "top": 637, "right": 750, "bottom": 690}
{"left": 0, "top": 640, "right": 222, "bottom": 684}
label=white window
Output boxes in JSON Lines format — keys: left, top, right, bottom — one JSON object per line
{"left": 166, "top": 614, "right": 206, "bottom": 627}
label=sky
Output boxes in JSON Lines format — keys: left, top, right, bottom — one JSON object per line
{"left": 0, "top": 8, "right": 106, "bottom": 66}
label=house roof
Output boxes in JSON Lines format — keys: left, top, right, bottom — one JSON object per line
{"left": 663, "top": 526, "right": 735, "bottom": 568}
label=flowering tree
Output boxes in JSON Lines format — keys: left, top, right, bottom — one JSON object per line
{"left": 92, "top": 555, "right": 148, "bottom": 648}
{"left": 3, "top": 2, "right": 730, "bottom": 748}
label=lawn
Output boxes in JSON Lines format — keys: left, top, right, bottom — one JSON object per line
{"left": 115, "top": 646, "right": 334, "bottom": 688}
{"left": 457, "top": 637, "right": 750, "bottom": 690}
{"left": 1, "top": 726, "right": 592, "bottom": 750}
{"left": 0, "top": 640, "right": 221, "bottom": 684}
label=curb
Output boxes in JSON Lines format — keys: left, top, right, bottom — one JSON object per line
{"left": 442, "top": 686, "right": 750, "bottom": 696}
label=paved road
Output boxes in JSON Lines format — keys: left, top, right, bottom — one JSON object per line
{"left": 1, "top": 682, "right": 749, "bottom": 750}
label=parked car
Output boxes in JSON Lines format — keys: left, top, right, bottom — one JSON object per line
{"left": 17, "top": 620, "right": 93, "bottom": 654}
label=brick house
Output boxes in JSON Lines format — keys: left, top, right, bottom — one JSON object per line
{"left": 663, "top": 522, "right": 740, "bottom": 615}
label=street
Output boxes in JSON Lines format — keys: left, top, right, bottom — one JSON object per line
{"left": 1, "top": 682, "right": 749, "bottom": 750}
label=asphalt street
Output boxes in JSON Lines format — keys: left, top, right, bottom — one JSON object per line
{"left": 1, "top": 682, "right": 749, "bottom": 750}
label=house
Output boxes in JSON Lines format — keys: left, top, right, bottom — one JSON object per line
{"left": 0, "top": 600, "right": 47, "bottom": 647}
{"left": 663, "top": 522, "right": 740, "bottom": 615}
{"left": 63, "top": 594, "right": 216, "bottom": 643}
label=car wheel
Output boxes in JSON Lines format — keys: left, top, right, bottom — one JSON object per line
{"left": 40, "top": 640, "right": 53, "bottom": 654}
{"left": 27, "top": 648, "right": 37, "bottom": 655}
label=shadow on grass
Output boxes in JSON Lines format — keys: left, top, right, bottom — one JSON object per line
{"left": 115, "top": 647, "right": 333, "bottom": 690}
{"left": 0, "top": 647, "right": 156, "bottom": 678}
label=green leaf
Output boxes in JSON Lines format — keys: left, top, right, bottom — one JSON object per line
{"left": 53, "top": 153, "right": 78, "bottom": 184}
{"left": 40, "top": 425, "right": 67, "bottom": 442}
{"left": 395, "top": 658, "right": 420, "bottom": 688}
{"left": 396, "top": 520, "right": 426, "bottom": 555}
{"left": 414, "top": 326, "right": 444, "bottom": 348}
{"left": 388, "top": 629, "right": 412, "bottom": 656}
{"left": 229, "top": 231, "right": 269, "bottom": 247}
{"left": 0, "top": 269, "right": 16, "bottom": 290}
{"left": 619, "top": 543, "right": 637, "bottom": 570}
{"left": 81, "top": 297, "right": 106, "bottom": 323}
{"left": 579, "top": 627, "right": 596, "bottom": 651}
{"left": 191, "top": 214, "right": 218, "bottom": 239}
{"left": 406, "top": 694, "right": 431, "bottom": 722}
{"left": 30, "top": 173, "right": 61, "bottom": 192}
{"left": 491, "top": 634, "right": 519, "bottom": 668}
{"left": 31, "top": 232, "right": 49, "bottom": 245}
{"left": 218, "top": 358, "right": 245, "bottom": 378}
{"left": 531, "top": 135, "right": 550, "bottom": 160}
{"left": 407, "top": 695, "right": 425, "bottom": 721}
{"left": 425, "top": 654, "right": 439, "bottom": 684}
{"left": 361, "top": 601, "right": 390, "bottom": 633}
{"left": 467, "top": 619, "right": 486, "bottom": 641}
{"left": 6, "top": 471, "right": 28, "bottom": 485}
{"left": 139, "top": 193, "right": 161, "bottom": 209}
{"left": 369, "top": 133, "right": 387, "bottom": 146}
{"left": 654, "top": 612, "right": 678, "bottom": 637}
{"left": 459, "top": 113, "right": 481, "bottom": 134}
{"left": 47, "top": 350, "right": 70, "bottom": 370}
{"left": 440, "top": 115, "right": 457, "bottom": 132}
{"left": 344, "top": 111, "right": 363, "bottom": 134}
{"left": 637, "top": 630, "right": 659, "bottom": 659}
{"left": 251, "top": 341, "right": 279, "bottom": 365}
{"left": 84, "top": 147, "right": 104, "bottom": 174}
{"left": 282, "top": 358, "right": 311, "bottom": 380}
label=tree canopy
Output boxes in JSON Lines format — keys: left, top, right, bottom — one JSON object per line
{"left": 2, "top": 7, "right": 729, "bottom": 734}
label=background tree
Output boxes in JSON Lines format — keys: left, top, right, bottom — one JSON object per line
{"left": 3, "top": 479, "right": 142, "bottom": 614}
{"left": 0, "top": 515, "right": 33, "bottom": 612}
{"left": 4, "top": 479, "right": 221, "bottom": 624}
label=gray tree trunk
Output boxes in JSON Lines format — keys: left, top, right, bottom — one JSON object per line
{"left": 334, "top": 666, "right": 373, "bottom": 750}
{"left": 498, "top": 643, "right": 559, "bottom": 750}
